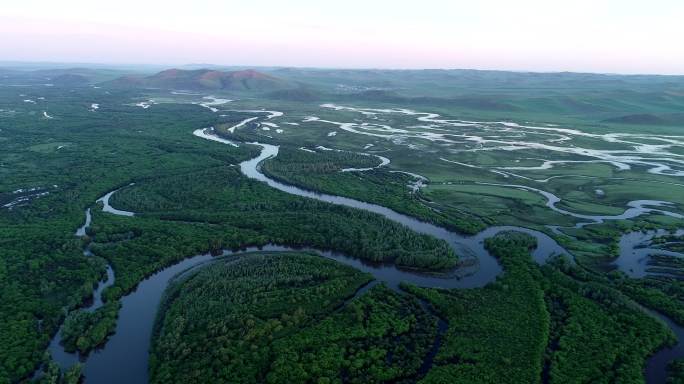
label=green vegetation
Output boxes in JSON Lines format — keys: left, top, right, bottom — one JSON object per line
{"left": 265, "top": 286, "right": 435, "bottom": 384}
{"left": 106, "top": 68, "right": 290, "bottom": 92}
{"left": 265, "top": 68, "right": 684, "bottom": 123}
{"left": 1, "top": 66, "right": 684, "bottom": 383}
{"left": 406, "top": 233, "right": 548, "bottom": 383}
{"left": 151, "top": 231, "right": 678, "bottom": 383}
{"left": 261, "top": 147, "right": 487, "bottom": 234}
{"left": 150, "top": 253, "right": 437, "bottom": 383}
{"left": 540, "top": 264, "right": 672, "bottom": 383}
{"left": 60, "top": 301, "right": 120, "bottom": 354}
{"left": 0, "top": 222, "right": 102, "bottom": 381}
{"left": 221, "top": 85, "right": 684, "bottom": 277}
{"left": 0, "top": 84, "right": 458, "bottom": 381}
{"left": 34, "top": 359, "right": 82, "bottom": 384}
{"left": 407, "top": 232, "right": 673, "bottom": 383}
{"left": 97, "top": 165, "right": 456, "bottom": 294}
{"left": 0, "top": 86, "right": 238, "bottom": 381}
{"left": 668, "top": 359, "right": 684, "bottom": 384}
{"left": 423, "top": 182, "right": 567, "bottom": 231}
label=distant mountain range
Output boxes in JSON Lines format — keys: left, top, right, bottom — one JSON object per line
{"left": 106, "top": 68, "right": 290, "bottom": 91}
{"left": 2, "top": 64, "right": 683, "bottom": 120}
{"left": 0, "top": 67, "right": 137, "bottom": 85}
{"left": 603, "top": 113, "right": 684, "bottom": 126}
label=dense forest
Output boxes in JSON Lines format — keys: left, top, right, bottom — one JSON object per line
{"left": 149, "top": 232, "right": 681, "bottom": 383}
{"left": 150, "top": 253, "right": 438, "bottom": 383}
{"left": 0, "top": 87, "right": 238, "bottom": 381}
{"left": 103, "top": 165, "right": 457, "bottom": 273}
{"left": 407, "top": 232, "right": 674, "bottom": 383}
{"left": 59, "top": 301, "right": 120, "bottom": 355}
{"left": 1, "top": 78, "right": 684, "bottom": 384}
{"left": 260, "top": 147, "right": 488, "bottom": 234}
{"left": 0, "top": 87, "right": 454, "bottom": 382}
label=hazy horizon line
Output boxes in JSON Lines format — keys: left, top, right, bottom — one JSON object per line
{"left": 1, "top": 59, "right": 683, "bottom": 78}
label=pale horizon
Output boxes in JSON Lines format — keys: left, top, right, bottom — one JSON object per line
{"left": 2, "top": 0, "right": 683, "bottom": 75}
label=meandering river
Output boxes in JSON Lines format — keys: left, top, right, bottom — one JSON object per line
{"left": 43, "top": 122, "right": 683, "bottom": 383}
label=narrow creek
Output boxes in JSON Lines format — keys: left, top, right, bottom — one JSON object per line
{"left": 614, "top": 229, "right": 684, "bottom": 278}
{"left": 42, "top": 125, "right": 683, "bottom": 383}
{"left": 645, "top": 308, "right": 684, "bottom": 383}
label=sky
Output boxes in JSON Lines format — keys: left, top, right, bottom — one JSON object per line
{"left": 1, "top": 0, "right": 683, "bottom": 74}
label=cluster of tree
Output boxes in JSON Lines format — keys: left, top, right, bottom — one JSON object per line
{"left": 34, "top": 355, "right": 82, "bottom": 384}
{"left": 0, "top": 87, "right": 258, "bottom": 382}
{"left": 261, "top": 147, "right": 486, "bottom": 235}
{"left": 0, "top": 223, "right": 104, "bottom": 381}
{"left": 405, "top": 232, "right": 674, "bottom": 383}
{"left": 150, "top": 253, "right": 437, "bottom": 383}
{"left": 552, "top": 255, "right": 684, "bottom": 328}
{"left": 650, "top": 254, "right": 684, "bottom": 270}
{"left": 60, "top": 301, "right": 120, "bottom": 354}
{"left": 406, "top": 232, "right": 549, "bottom": 384}
{"left": 653, "top": 241, "right": 684, "bottom": 257}
{"left": 669, "top": 359, "right": 684, "bottom": 384}
{"left": 563, "top": 219, "right": 684, "bottom": 269}
{"left": 265, "top": 284, "right": 436, "bottom": 384}
{"left": 265, "top": 146, "right": 380, "bottom": 173}
{"left": 102, "top": 165, "right": 457, "bottom": 278}
{"left": 540, "top": 266, "right": 673, "bottom": 382}
{"left": 3, "top": 83, "right": 684, "bottom": 384}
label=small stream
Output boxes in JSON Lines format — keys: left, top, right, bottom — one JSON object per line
{"left": 51, "top": 244, "right": 460, "bottom": 384}
{"left": 41, "top": 124, "right": 683, "bottom": 383}
{"left": 41, "top": 208, "right": 116, "bottom": 376}
{"left": 614, "top": 229, "right": 684, "bottom": 278}
{"left": 96, "top": 185, "right": 135, "bottom": 217}
{"left": 479, "top": 182, "right": 683, "bottom": 229}
{"left": 645, "top": 308, "right": 684, "bottom": 383}
{"left": 239, "top": 141, "right": 571, "bottom": 287}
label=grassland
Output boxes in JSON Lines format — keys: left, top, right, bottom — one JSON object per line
{"left": 217, "top": 88, "right": 683, "bottom": 274}
{"left": 1, "top": 67, "right": 684, "bottom": 383}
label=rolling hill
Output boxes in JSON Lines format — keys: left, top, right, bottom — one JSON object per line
{"left": 603, "top": 113, "right": 684, "bottom": 126}
{"left": 105, "top": 68, "right": 290, "bottom": 91}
